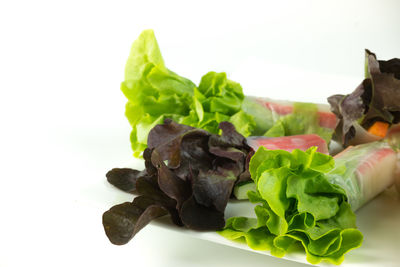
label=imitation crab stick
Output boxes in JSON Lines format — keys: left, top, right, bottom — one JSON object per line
{"left": 247, "top": 134, "right": 329, "bottom": 154}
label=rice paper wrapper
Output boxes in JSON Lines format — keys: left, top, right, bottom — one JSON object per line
{"left": 245, "top": 96, "right": 337, "bottom": 128}
{"left": 327, "top": 141, "right": 398, "bottom": 211}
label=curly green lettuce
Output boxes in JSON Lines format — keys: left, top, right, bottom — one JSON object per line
{"left": 218, "top": 147, "right": 363, "bottom": 265}
{"left": 121, "top": 30, "right": 255, "bottom": 157}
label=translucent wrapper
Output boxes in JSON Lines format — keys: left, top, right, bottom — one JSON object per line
{"left": 384, "top": 125, "right": 400, "bottom": 194}
{"left": 242, "top": 96, "right": 336, "bottom": 145}
{"left": 244, "top": 96, "right": 337, "bottom": 130}
{"left": 396, "top": 154, "right": 400, "bottom": 194}
{"left": 327, "top": 141, "right": 398, "bottom": 211}
{"left": 395, "top": 153, "right": 400, "bottom": 194}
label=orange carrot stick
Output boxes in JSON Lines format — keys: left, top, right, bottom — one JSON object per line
{"left": 368, "top": 121, "right": 389, "bottom": 138}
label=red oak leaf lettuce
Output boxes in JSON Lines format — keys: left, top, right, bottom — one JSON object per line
{"left": 328, "top": 50, "right": 400, "bottom": 146}
{"left": 103, "top": 119, "right": 253, "bottom": 245}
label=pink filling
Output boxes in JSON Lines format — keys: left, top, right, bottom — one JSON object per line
{"left": 247, "top": 134, "right": 329, "bottom": 154}
{"left": 317, "top": 111, "right": 337, "bottom": 129}
{"left": 357, "top": 148, "right": 395, "bottom": 175}
{"left": 264, "top": 102, "right": 293, "bottom": 115}
{"left": 259, "top": 99, "right": 337, "bottom": 130}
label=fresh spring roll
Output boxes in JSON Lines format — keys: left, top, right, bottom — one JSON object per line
{"left": 220, "top": 141, "right": 398, "bottom": 264}
{"left": 121, "top": 29, "right": 336, "bottom": 157}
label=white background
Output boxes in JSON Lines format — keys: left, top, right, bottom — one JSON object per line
{"left": 1, "top": 1, "right": 400, "bottom": 266}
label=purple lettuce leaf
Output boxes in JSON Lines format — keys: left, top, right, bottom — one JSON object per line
{"left": 103, "top": 119, "right": 253, "bottom": 245}
{"left": 328, "top": 50, "right": 400, "bottom": 146}
{"left": 106, "top": 168, "right": 144, "bottom": 194}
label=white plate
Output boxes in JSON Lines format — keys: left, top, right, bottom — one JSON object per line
{"left": 113, "top": 158, "right": 400, "bottom": 267}
{"left": 102, "top": 62, "right": 400, "bottom": 266}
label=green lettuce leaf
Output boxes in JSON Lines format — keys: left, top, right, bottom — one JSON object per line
{"left": 264, "top": 103, "right": 333, "bottom": 143}
{"left": 121, "top": 30, "right": 255, "bottom": 156}
{"left": 218, "top": 147, "right": 363, "bottom": 265}
{"left": 121, "top": 30, "right": 196, "bottom": 156}
{"left": 191, "top": 71, "right": 256, "bottom": 136}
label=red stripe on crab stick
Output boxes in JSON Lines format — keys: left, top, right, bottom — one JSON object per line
{"left": 247, "top": 134, "right": 329, "bottom": 154}
{"left": 356, "top": 148, "right": 395, "bottom": 175}
{"left": 255, "top": 98, "right": 337, "bottom": 130}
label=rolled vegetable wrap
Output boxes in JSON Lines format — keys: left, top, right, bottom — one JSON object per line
{"left": 122, "top": 30, "right": 335, "bottom": 157}
{"left": 220, "top": 140, "right": 398, "bottom": 264}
